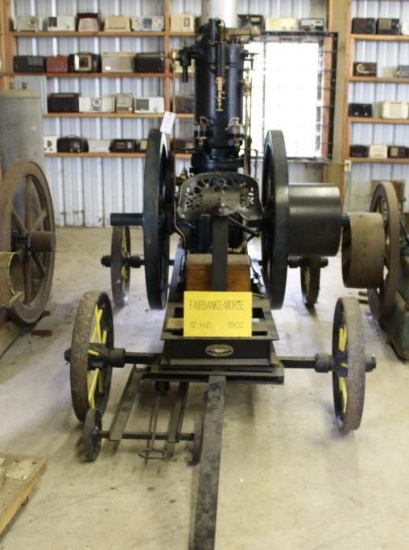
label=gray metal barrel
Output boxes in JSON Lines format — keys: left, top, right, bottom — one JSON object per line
{"left": 0, "top": 88, "right": 44, "bottom": 173}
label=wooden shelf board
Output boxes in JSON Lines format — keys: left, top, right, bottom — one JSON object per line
{"left": 10, "top": 72, "right": 168, "bottom": 78}
{"left": 351, "top": 34, "right": 409, "bottom": 42}
{"left": 349, "top": 77, "right": 409, "bottom": 84}
{"left": 44, "top": 112, "right": 193, "bottom": 119}
{"left": 348, "top": 117, "right": 409, "bottom": 124}
{"left": 11, "top": 31, "right": 166, "bottom": 37}
{"left": 347, "top": 157, "right": 409, "bottom": 164}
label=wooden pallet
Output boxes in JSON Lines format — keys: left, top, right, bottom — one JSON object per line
{"left": 0, "top": 454, "right": 46, "bottom": 535}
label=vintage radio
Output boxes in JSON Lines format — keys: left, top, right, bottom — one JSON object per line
{"left": 402, "top": 22, "right": 409, "bottom": 36}
{"left": 103, "top": 16, "right": 131, "bottom": 32}
{"left": 138, "top": 138, "right": 148, "bottom": 152}
{"left": 299, "top": 19, "right": 324, "bottom": 31}
{"left": 101, "top": 52, "right": 135, "bottom": 73}
{"left": 265, "top": 17, "right": 298, "bottom": 31}
{"left": 68, "top": 53, "right": 100, "bottom": 73}
{"left": 109, "top": 139, "right": 138, "bottom": 153}
{"left": 134, "top": 53, "right": 165, "bottom": 73}
{"left": 173, "top": 95, "right": 195, "bottom": 113}
{"left": 369, "top": 144, "right": 388, "bottom": 159}
{"left": 376, "top": 18, "right": 400, "bottom": 35}
{"left": 131, "top": 16, "right": 164, "bottom": 32}
{"left": 115, "top": 93, "right": 134, "bottom": 113}
{"left": 381, "top": 101, "right": 408, "bottom": 119}
{"left": 174, "top": 138, "right": 196, "bottom": 152}
{"left": 76, "top": 12, "right": 101, "bottom": 32}
{"left": 43, "top": 135, "right": 58, "bottom": 153}
{"left": 348, "top": 103, "right": 373, "bottom": 117}
{"left": 14, "top": 16, "right": 46, "bottom": 32}
{"left": 79, "top": 96, "right": 115, "bottom": 113}
{"left": 396, "top": 65, "right": 409, "bottom": 78}
{"left": 13, "top": 55, "right": 45, "bottom": 73}
{"left": 237, "top": 15, "right": 264, "bottom": 32}
{"left": 350, "top": 145, "right": 369, "bottom": 158}
{"left": 351, "top": 18, "right": 376, "bottom": 34}
{"left": 46, "top": 56, "right": 68, "bottom": 73}
{"left": 14, "top": 75, "right": 48, "bottom": 112}
{"left": 134, "top": 97, "right": 165, "bottom": 113}
{"left": 57, "top": 136, "right": 89, "bottom": 153}
{"left": 47, "top": 16, "right": 76, "bottom": 31}
{"left": 353, "top": 62, "right": 377, "bottom": 77}
{"left": 170, "top": 14, "right": 195, "bottom": 33}
{"left": 388, "top": 146, "right": 407, "bottom": 159}
{"left": 88, "top": 139, "right": 111, "bottom": 153}
{"left": 48, "top": 93, "right": 80, "bottom": 113}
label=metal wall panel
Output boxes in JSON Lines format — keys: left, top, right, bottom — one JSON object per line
{"left": 13, "top": 0, "right": 330, "bottom": 226}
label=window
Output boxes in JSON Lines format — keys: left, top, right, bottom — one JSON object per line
{"left": 246, "top": 34, "right": 337, "bottom": 161}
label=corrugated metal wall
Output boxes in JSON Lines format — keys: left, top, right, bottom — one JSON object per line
{"left": 12, "top": 0, "right": 329, "bottom": 226}
{"left": 346, "top": 0, "right": 409, "bottom": 211}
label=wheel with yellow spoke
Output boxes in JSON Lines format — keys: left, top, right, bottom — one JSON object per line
{"left": 83, "top": 408, "right": 102, "bottom": 462}
{"left": 70, "top": 291, "right": 113, "bottom": 422}
{"left": 332, "top": 297, "right": 366, "bottom": 433}
{"left": 111, "top": 226, "right": 131, "bottom": 307}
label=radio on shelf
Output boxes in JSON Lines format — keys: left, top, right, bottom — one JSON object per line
{"left": 350, "top": 145, "right": 369, "bottom": 158}
{"left": 134, "top": 97, "right": 165, "bottom": 113}
{"left": 237, "top": 15, "right": 264, "bottom": 33}
{"left": 79, "top": 96, "right": 115, "bottom": 113}
{"left": 131, "top": 16, "right": 164, "bottom": 31}
{"left": 299, "top": 19, "right": 324, "bottom": 31}
{"left": 47, "top": 16, "right": 76, "bottom": 31}
{"left": 101, "top": 52, "right": 135, "bottom": 73}
{"left": 13, "top": 55, "right": 45, "bottom": 73}
{"left": 381, "top": 101, "right": 408, "bottom": 119}
{"left": 48, "top": 93, "right": 80, "bottom": 113}
{"left": 351, "top": 18, "right": 376, "bottom": 34}
{"left": 369, "top": 144, "right": 388, "bottom": 159}
{"left": 376, "top": 18, "right": 401, "bottom": 35}
{"left": 115, "top": 94, "right": 134, "bottom": 113}
{"left": 348, "top": 103, "right": 373, "bottom": 118}
{"left": 265, "top": 17, "right": 298, "bottom": 31}
{"left": 104, "top": 16, "right": 131, "bottom": 32}
{"left": 170, "top": 14, "right": 195, "bottom": 33}
{"left": 134, "top": 53, "right": 165, "bottom": 73}
{"left": 57, "top": 136, "right": 89, "bottom": 153}
{"left": 68, "top": 53, "right": 101, "bottom": 73}
{"left": 13, "top": 16, "right": 46, "bottom": 32}
{"left": 76, "top": 12, "right": 101, "bottom": 32}
{"left": 109, "top": 139, "right": 138, "bottom": 153}
{"left": 353, "top": 62, "right": 377, "bottom": 77}
{"left": 46, "top": 56, "right": 69, "bottom": 73}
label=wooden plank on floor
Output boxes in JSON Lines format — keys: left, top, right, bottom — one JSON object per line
{"left": 0, "top": 454, "right": 47, "bottom": 535}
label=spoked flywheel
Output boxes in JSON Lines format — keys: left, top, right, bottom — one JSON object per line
{"left": 367, "top": 181, "right": 400, "bottom": 321}
{"left": 143, "top": 129, "right": 174, "bottom": 310}
{"left": 70, "top": 291, "right": 113, "bottom": 422}
{"left": 261, "top": 130, "right": 290, "bottom": 309}
{"left": 110, "top": 226, "right": 131, "bottom": 307}
{"left": 0, "top": 160, "right": 55, "bottom": 324}
{"left": 332, "top": 297, "right": 366, "bottom": 433}
{"left": 300, "top": 257, "right": 321, "bottom": 307}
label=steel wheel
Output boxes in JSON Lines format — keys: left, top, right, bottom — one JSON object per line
{"left": 0, "top": 160, "right": 55, "bottom": 324}
{"left": 332, "top": 297, "right": 366, "bottom": 433}
{"left": 143, "top": 129, "right": 173, "bottom": 310}
{"left": 300, "top": 257, "right": 320, "bottom": 307}
{"left": 70, "top": 291, "right": 113, "bottom": 422}
{"left": 111, "top": 226, "right": 131, "bottom": 307}
{"left": 83, "top": 408, "right": 102, "bottom": 462}
{"left": 368, "top": 182, "right": 400, "bottom": 320}
{"left": 261, "top": 130, "right": 289, "bottom": 309}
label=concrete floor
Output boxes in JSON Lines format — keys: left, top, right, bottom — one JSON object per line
{"left": 1, "top": 227, "right": 409, "bottom": 550}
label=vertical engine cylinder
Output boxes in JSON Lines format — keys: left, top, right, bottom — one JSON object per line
{"left": 0, "top": 89, "right": 44, "bottom": 173}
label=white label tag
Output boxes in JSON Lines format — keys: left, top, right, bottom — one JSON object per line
{"left": 160, "top": 111, "right": 176, "bottom": 134}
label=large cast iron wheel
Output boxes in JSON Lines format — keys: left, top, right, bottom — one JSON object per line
{"left": 261, "top": 130, "right": 289, "bottom": 309}
{"left": 0, "top": 160, "right": 55, "bottom": 324}
{"left": 332, "top": 297, "right": 366, "bottom": 433}
{"left": 143, "top": 129, "right": 173, "bottom": 309}
{"left": 70, "top": 291, "right": 113, "bottom": 422}
{"left": 300, "top": 257, "right": 321, "bottom": 307}
{"left": 110, "top": 226, "right": 131, "bottom": 307}
{"left": 367, "top": 182, "right": 400, "bottom": 321}
{"left": 83, "top": 408, "right": 102, "bottom": 462}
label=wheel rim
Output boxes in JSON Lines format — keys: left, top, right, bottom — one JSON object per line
{"left": 332, "top": 297, "right": 366, "bottom": 433}
{"left": 367, "top": 182, "right": 400, "bottom": 320}
{"left": 261, "top": 130, "right": 289, "bottom": 309}
{"left": 70, "top": 291, "right": 113, "bottom": 422}
{"left": 300, "top": 257, "right": 321, "bottom": 307}
{"left": 143, "top": 129, "right": 173, "bottom": 310}
{"left": 0, "top": 160, "right": 55, "bottom": 324}
{"left": 83, "top": 408, "right": 102, "bottom": 462}
{"left": 111, "top": 226, "right": 131, "bottom": 307}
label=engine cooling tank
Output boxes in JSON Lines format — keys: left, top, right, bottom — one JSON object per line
{"left": 200, "top": 0, "right": 238, "bottom": 28}
{"left": 0, "top": 89, "right": 44, "bottom": 173}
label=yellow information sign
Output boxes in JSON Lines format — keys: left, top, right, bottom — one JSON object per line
{"left": 183, "top": 291, "right": 252, "bottom": 338}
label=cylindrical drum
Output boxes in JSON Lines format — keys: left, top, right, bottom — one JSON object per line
{"left": 288, "top": 184, "right": 342, "bottom": 256}
{"left": 201, "top": 0, "right": 238, "bottom": 28}
{"left": 0, "top": 89, "right": 44, "bottom": 173}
